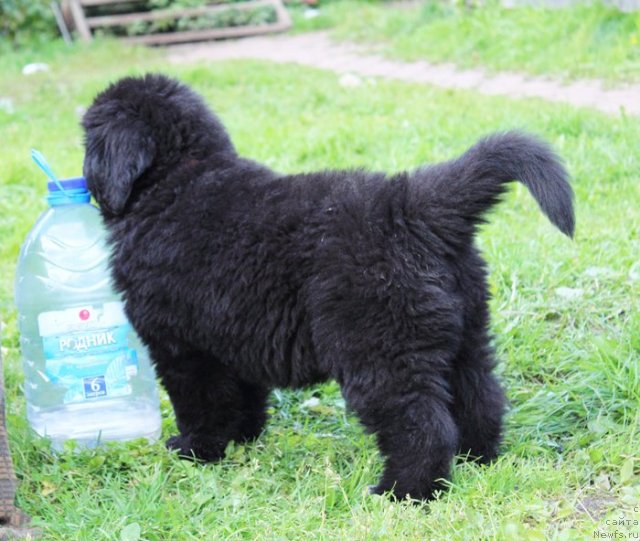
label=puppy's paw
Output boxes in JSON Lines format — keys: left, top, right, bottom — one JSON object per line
{"left": 458, "top": 442, "right": 500, "bottom": 465}
{"left": 166, "top": 433, "right": 226, "bottom": 462}
{"left": 370, "top": 479, "right": 442, "bottom": 502}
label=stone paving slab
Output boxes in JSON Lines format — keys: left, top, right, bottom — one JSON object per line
{"left": 167, "top": 31, "right": 640, "bottom": 116}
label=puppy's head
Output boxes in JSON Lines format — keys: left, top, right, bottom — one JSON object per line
{"left": 82, "top": 74, "right": 235, "bottom": 217}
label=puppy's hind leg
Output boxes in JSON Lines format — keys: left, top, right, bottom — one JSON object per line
{"left": 317, "top": 284, "right": 463, "bottom": 501}
{"left": 151, "top": 348, "right": 267, "bottom": 462}
{"left": 450, "top": 260, "right": 505, "bottom": 464}
{"left": 450, "top": 328, "right": 505, "bottom": 464}
{"left": 342, "top": 359, "right": 460, "bottom": 501}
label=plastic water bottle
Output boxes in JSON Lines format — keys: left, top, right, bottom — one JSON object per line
{"left": 14, "top": 156, "right": 161, "bottom": 449}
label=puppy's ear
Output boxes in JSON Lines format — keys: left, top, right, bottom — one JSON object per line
{"left": 82, "top": 102, "right": 156, "bottom": 216}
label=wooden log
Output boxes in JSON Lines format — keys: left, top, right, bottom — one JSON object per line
{"left": 0, "top": 334, "right": 39, "bottom": 538}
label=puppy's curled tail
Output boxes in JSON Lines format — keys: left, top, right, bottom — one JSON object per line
{"left": 422, "top": 131, "right": 574, "bottom": 238}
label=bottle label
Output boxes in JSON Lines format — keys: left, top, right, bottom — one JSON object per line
{"left": 38, "top": 302, "right": 139, "bottom": 404}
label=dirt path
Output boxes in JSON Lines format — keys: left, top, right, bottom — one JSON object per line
{"left": 167, "top": 31, "right": 640, "bottom": 116}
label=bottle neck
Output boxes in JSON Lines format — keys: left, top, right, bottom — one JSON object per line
{"left": 47, "top": 190, "right": 91, "bottom": 207}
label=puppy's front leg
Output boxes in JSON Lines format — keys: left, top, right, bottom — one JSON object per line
{"left": 150, "top": 347, "right": 266, "bottom": 462}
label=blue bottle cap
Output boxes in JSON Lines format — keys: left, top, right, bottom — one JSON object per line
{"left": 46, "top": 177, "right": 91, "bottom": 206}
{"left": 47, "top": 177, "right": 88, "bottom": 192}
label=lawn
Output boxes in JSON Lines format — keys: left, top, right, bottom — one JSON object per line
{"left": 0, "top": 36, "right": 639, "bottom": 540}
{"left": 294, "top": 0, "right": 640, "bottom": 83}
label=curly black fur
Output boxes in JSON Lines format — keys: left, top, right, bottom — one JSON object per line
{"left": 82, "top": 74, "right": 574, "bottom": 501}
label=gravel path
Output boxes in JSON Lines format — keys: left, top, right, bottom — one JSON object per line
{"left": 167, "top": 31, "right": 640, "bottom": 116}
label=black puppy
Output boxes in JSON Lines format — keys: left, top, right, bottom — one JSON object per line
{"left": 82, "top": 74, "right": 574, "bottom": 501}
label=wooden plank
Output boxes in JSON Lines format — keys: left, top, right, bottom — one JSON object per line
{"left": 271, "top": 0, "right": 291, "bottom": 28}
{"left": 122, "top": 19, "right": 290, "bottom": 45}
{"left": 80, "top": 0, "right": 145, "bottom": 5}
{"left": 52, "top": 0, "right": 73, "bottom": 44}
{"left": 69, "top": 0, "right": 92, "bottom": 40}
{"left": 86, "top": 0, "right": 275, "bottom": 27}
{"left": 72, "top": 0, "right": 290, "bottom": 43}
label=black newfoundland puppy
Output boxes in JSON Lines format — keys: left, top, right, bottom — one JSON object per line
{"left": 82, "top": 74, "right": 574, "bottom": 501}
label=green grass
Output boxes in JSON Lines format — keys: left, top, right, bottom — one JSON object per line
{"left": 1, "top": 39, "right": 639, "bottom": 540}
{"left": 292, "top": 0, "right": 640, "bottom": 83}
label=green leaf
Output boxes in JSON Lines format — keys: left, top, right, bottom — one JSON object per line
{"left": 120, "top": 523, "right": 141, "bottom": 541}
{"left": 620, "top": 457, "right": 636, "bottom": 485}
